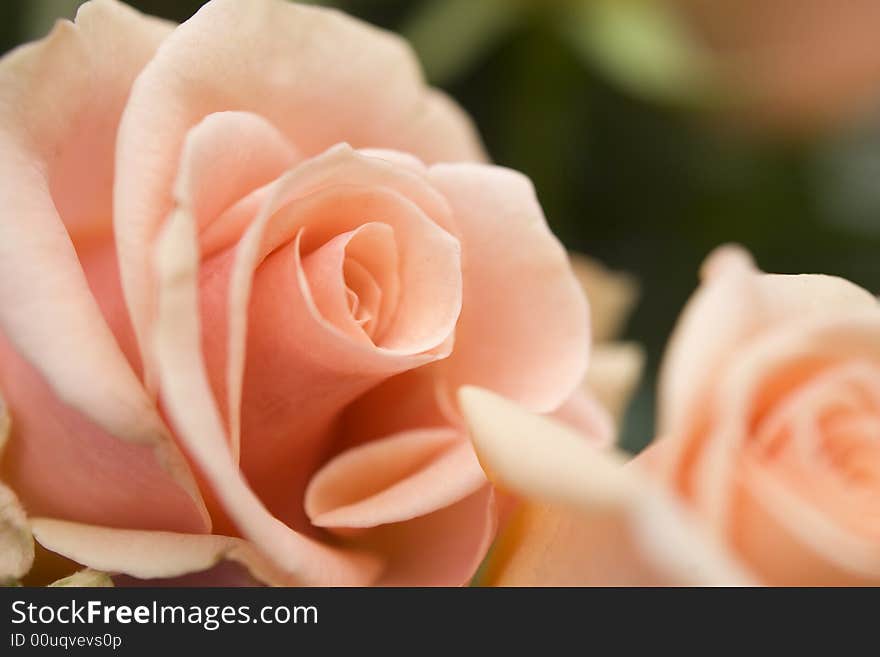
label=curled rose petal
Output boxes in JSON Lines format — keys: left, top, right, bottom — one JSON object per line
{"left": 305, "top": 429, "right": 486, "bottom": 530}
{"left": 357, "top": 485, "right": 497, "bottom": 587}
{"left": 31, "top": 518, "right": 289, "bottom": 585}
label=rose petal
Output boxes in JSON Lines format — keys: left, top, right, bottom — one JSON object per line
{"left": 0, "top": 0, "right": 171, "bottom": 245}
{"left": 733, "top": 462, "right": 880, "bottom": 585}
{"left": 552, "top": 387, "right": 615, "bottom": 447}
{"left": 682, "top": 312, "right": 880, "bottom": 534}
{"left": 358, "top": 485, "right": 497, "bottom": 586}
{"left": 153, "top": 206, "right": 381, "bottom": 585}
{"left": 174, "top": 111, "right": 300, "bottom": 458}
{"left": 460, "top": 386, "right": 752, "bottom": 585}
{"left": 49, "top": 569, "right": 114, "bottom": 587}
{"left": 0, "top": 340, "right": 208, "bottom": 533}
{"left": 0, "top": 0, "right": 207, "bottom": 532}
{"left": 338, "top": 368, "right": 451, "bottom": 451}
{"left": 0, "top": 482, "right": 33, "bottom": 582}
{"left": 305, "top": 429, "right": 486, "bottom": 529}
{"left": 32, "top": 518, "right": 290, "bottom": 585}
{"left": 658, "top": 246, "right": 877, "bottom": 441}
{"left": 115, "top": 0, "right": 482, "bottom": 373}
{"left": 586, "top": 342, "right": 645, "bottom": 423}
{"left": 300, "top": 223, "right": 398, "bottom": 345}
{"left": 430, "top": 164, "right": 590, "bottom": 415}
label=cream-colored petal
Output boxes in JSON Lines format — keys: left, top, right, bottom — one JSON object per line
{"left": 49, "top": 569, "right": 114, "bottom": 587}
{"left": 305, "top": 429, "right": 486, "bottom": 529}
{"left": 570, "top": 253, "right": 639, "bottom": 343}
{"left": 32, "top": 518, "right": 291, "bottom": 585}
{"left": 0, "top": 483, "right": 34, "bottom": 583}
{"left": 586, "top": 342, "right": 645, "bottom": 423}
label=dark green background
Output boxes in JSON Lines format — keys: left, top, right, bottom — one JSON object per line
{"left": 4, "top": 0, "right": 879, "bottom": 451}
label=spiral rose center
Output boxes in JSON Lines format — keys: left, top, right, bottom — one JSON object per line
{"left": 297, "top": 221, "right": 401, "bottom": 348}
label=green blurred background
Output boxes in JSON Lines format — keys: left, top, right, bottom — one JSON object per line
{"left": 4, "top": 0, "right": 879, "bottom": 452}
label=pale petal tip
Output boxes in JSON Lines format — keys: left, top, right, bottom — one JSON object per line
{"left": 700, "top": 244, "right": 756, "bottom": 282}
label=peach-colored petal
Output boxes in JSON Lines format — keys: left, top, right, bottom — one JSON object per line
{"left": 305, "top": 429, "right": 486, "bottom": 529}
{"left": 299, "top": 223, "right": 399, "bottom": 345}
{"left": 153, "top": 207, "right": 380, "bottom": 586}
{"left": 430, "top": 165, "right": 590, "bottom": 415}
{"left": 586, "top": 342, "right": 645, "bottom": 424}
{"left": 115, "top": 0, "right": 482, "bottom": 373}
{"left": 0, "top": 1, "right": 207, "bottom": 532}
{"left": 570, "top": 253, "right": 639, "bottom": 343}
{"left": 460, "top": 387, "right": 752, "bottom": 585}
{"left": 0, "top": 0, "right": 171, "bottom": 245}
{"left": 31, "top": 518, "right": 291, "bottom": 585}
{"left": 173, "top": 111, "right": 300, "bottom": 458}
{"left": 0, "top": 340, "right": 208, "bottom": 533}
{"left": 733, "top": 463, "right": 880, "bottom": 585}
{"left": 685, "top": 312, "right": 880, "bottom": 534}
{"left": 338, "top": 368, "right": 451, "bottom": 451}
{"left": 0, "top": 482, "right": 33, "bottom": 582}
{"left": 0, "top": 392, "right": 9, "bottom": 455}
{"left": 114, "top": 561, "right": 263, "bottom": 587}
{"left": 396, "top": 89, "right": 488, "bottom": 163}
{"left": 0, "top": 0, "right": 167, "bottom": 376}
{"left": 359, "top": 485, "right": 497, "bottom": 586}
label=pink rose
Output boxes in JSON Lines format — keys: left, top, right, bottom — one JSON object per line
{"left": 463, "top": 246, "right": 880, "bottom": 586}
{"left": 0, "top": 0, "right": 597, "bottom": 586}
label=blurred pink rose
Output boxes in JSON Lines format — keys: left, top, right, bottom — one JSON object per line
{"left": 464, "top": 246, "right": 880, "bottom": 586}
{"left": 0, "top": 0, "right": 601, "bottom": 586}
{"left": 648, "top": 245, "right": 880, "bottom": 584}
{"left": 676, "top": 0, "right": 880, "bottom": 131}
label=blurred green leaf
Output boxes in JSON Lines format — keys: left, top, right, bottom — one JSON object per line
{"left": 403, "top": 0, "right": 528, "bottom": 84}
{"left": 561, "top": 0, "right": 712, "bottom": 106}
